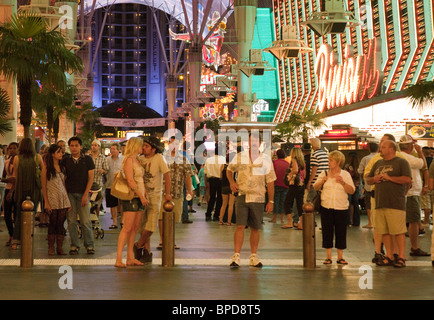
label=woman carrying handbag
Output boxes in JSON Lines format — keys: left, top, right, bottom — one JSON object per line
{"left": 115, "top": 137, "right": 149, "bottom": 268}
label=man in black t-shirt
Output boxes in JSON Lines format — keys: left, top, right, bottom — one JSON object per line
{"left": 61, "top": 137, "right": 95, "bottom": 255}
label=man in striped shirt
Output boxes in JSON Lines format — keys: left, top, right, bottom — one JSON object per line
{"left": 306, "top": 138, "right": 329, "bottom": 202}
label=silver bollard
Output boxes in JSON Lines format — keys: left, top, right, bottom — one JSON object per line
{"left": 302, "top": 203, "right": 316, "bottom": 268}
{"left": 21, "top": 197, "right": 34, "bottom": 268}
{"left": 162, "top": 200, "right": 175, "bottom": 267}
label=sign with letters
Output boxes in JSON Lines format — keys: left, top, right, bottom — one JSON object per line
{"left": 315, "top": 38, "right": 383, "bottom": 112}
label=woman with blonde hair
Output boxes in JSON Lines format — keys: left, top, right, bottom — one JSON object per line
{"left": 282, "top": 147, "right": 306, "bottom": 229}
{"left": 314, "top": 150, "right": 355, "bottom": 265}
{"left": 115, "top": 137, "right": 149, "bottom": 268}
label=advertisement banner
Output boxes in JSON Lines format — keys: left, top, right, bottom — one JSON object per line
{"left": 406, "top": 122, "right": 434, "bottom": 139}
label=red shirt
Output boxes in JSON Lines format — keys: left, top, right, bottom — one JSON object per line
{"left": 273, "top": 158, "right": 290, "bottom": 188}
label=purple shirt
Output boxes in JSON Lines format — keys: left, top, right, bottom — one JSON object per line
{"left": 273, "top": 158, "right": 290, "bottom": 188}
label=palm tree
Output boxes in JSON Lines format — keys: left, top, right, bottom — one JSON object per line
{"left": 0, "top": 88, "right": 12, "bottom": 136}
{"left": 75, "top": 102, "right": 103, "bottom": 149}
{"left": 0, "top": 12, "right": 83, "bottom": 138}
{"left": 405, "top": 80, "right": 434, "bottom": 110}
{"left": 32, "top": 83, "right": 76, "bottom": 143}
{"left": 276, "top": 109, "right": 327, "bottom": 143}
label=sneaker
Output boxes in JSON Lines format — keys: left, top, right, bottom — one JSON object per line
{"left": 230, "top": 253, "right": 240, "bottom": 267}
{"left": 139, "top": 249, "right": 153, "bottom": 264}
{"left": 249, "top": 253, "right": 263, "bottom": 268}
{"left": 133, "top": 242, "right": 143, "bottom": 260}
{"left": 69, "top": 246, "right": 79, "bottom": 255}
{"left": 410, "top": 248, "right": 430, "bottom": 256}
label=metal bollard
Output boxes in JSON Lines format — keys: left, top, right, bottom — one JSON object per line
{"left": 302, "top": 203, "right": 316, "bottom": 268}
{"left": 21, "top": 197, "right": 35, "bottom": 268}
{"left": 162, "top": 200, "right": 175, "bottom": 267}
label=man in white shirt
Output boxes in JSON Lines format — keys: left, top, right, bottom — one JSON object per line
{"left": 227, "top": 133, "right": 276, "bottom": 268}
{"left": 105, "top": 143, "right": 123, "bottom": 229}
{"left": 134, "top": 136, "right": 171, "bottom": 264}
{"left": 398, "top": 135, "right": 430, "bottom": 257}
{"left": 204, "top": 143, "right": 225, "bottom": 221}
{"left": 358, "top": 142, "right": 378, "bottom": 228}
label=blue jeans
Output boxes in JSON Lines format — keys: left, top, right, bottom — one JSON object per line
{"left": 67, "top": 193, "right": 94, "bottom": 249}
{"left": 273, "top": 186, "right": 288, "bottom": 214}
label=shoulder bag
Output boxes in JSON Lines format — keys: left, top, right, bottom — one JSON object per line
{"left": 111, "top": 170, "right": 135, "bottom": 200}
{"left": 309, "top": 170, "right": 327, "bottom": 212}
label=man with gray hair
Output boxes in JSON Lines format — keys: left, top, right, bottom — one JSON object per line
{"left": 398, "top": 134, "right": 430, "bottom": 257}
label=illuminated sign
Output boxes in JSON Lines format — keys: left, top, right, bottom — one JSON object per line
{"left": 327, "top": 129, "right": 351, "bottom": 135}
{"left": 315, "top": 38, "right": 383, "bottom": 112}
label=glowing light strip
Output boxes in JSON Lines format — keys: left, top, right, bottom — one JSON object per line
{"left": 396, "top": 1, "right": 418, "bottom": 91}
{"left": 413, "top": 0, "right": 434, "bottom": 83}
{"left": 384, "top": 0, "right": 402, "bottom": 92}
{"left": 315, "top": 38, "right": 382, "bottom": 112}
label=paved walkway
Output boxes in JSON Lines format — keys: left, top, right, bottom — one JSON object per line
{"left": 0, "top": 199, "right": 433, "bottom": 301}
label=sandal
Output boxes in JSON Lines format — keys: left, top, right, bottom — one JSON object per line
{"left": 336, "top": 259, "right": 348, "bottom": 265}
{"left": 126, "top": 259, "right": 144, "bottom": 266}
{"left": 376, "top": 255, "right": 394, "bottom": 266}
{"left": 394, "top": 257, "right": 406, "bottom": 268}
{"left": 157, "top": 243, "right": 163, "bottom": 250}
{"left": 109, "top": 224, "right": 118, "bottom": 229}
{"left": 323, "top": 259, "right": 332, "bottom": 265}
{"left": 281, "top": 225, "right": 293, "bottom": 229}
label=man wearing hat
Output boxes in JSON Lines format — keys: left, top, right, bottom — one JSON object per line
{"left": 134, "top": 136, "right": 171, "bottom": 263}
{"left": 398, "top": 134, "right": 430, "bottom": 258}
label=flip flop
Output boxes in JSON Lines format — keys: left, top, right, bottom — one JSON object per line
{"left": 336, "top": 259, "right": 348, "bottom": 265}
{"left": 280, "top": 225, "right": 293, "bottom": 229}
{"left": 323, "top": 259, "right": 332, "bottom": 265}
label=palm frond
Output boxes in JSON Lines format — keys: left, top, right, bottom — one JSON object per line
{"left": 406, "top": 81, "right": 434, "bottom": 110}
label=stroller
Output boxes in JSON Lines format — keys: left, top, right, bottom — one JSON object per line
{"left": 78, "top": 183, "right": 105, "bottom": 239}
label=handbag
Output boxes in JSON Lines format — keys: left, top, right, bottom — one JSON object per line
{"left": 110, "top": 171, "right": 135, "bottom": 200}
{"left": 309, "top": 170, "right": 327, "bottom": 212}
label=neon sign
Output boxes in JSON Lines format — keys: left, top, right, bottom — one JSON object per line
{"left": 315, "top": 38, "right": 383, "bottom": 112}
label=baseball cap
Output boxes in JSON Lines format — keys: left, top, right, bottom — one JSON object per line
{"left": 399, "top": 134, "right": 415, "bottom": 144}
{"left": 302, "top": 143, "right": 311, "bottom": 150}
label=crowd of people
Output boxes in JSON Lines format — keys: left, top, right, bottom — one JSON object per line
{"left": 0, "top": 131, "right": 433, "bottom": 269}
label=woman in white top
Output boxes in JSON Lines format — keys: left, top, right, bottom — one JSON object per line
{"left": 314, "top": 150, "right": 355, "bottom": 265}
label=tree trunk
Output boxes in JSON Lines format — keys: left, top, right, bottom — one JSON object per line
{"left": 46, "top": 105, "right": 54, "bottom": 144}
{"left": 18, "top": 79, "right": 33, "bottom": 139}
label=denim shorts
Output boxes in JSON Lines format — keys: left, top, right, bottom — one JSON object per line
{"left": 121, "top": 198, "right": 144, "bottom": 212}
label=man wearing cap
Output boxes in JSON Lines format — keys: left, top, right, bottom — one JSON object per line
{"left": 398, "top": 134, "right": 430, "bottom": 257}
{"left": 134, "top": 136, "right": 171, "bottom": 263}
